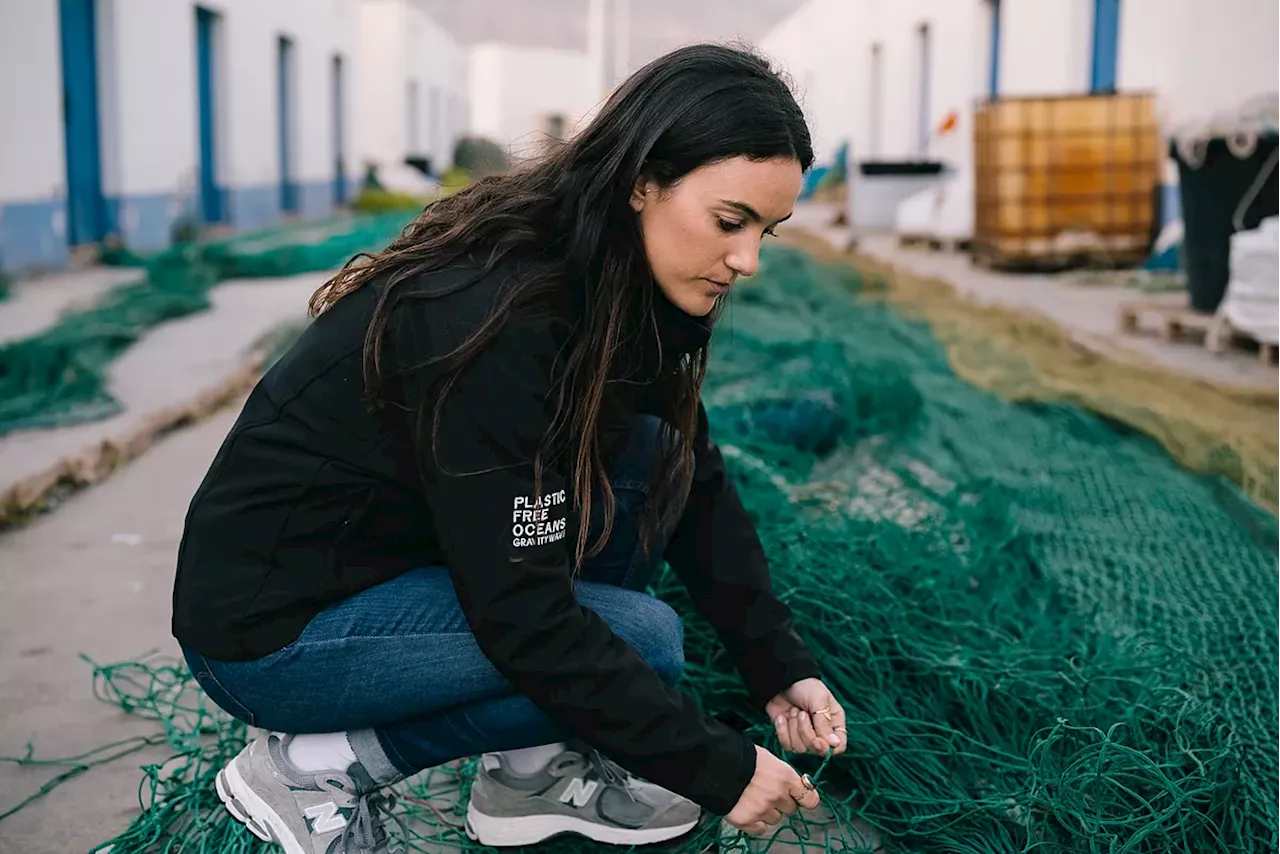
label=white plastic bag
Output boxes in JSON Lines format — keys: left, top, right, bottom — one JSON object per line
{"left": 1219, "top": 217, "right": 1279, "bottom": 345}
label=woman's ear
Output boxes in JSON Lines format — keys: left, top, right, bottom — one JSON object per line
{"left": 630, "top": 177, "right": 653, "bottom": 212}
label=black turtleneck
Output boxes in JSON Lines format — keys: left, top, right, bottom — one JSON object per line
{"left": 172, "top": 259, "right": 820, "bottom": 816}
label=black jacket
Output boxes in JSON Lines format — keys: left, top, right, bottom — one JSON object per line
{"left": 172, "top": 259, "right": 820, "bottom": 815}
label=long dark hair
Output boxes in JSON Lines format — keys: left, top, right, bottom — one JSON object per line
{"left": 310, "top": 44, "right": 813, "bottom": 567}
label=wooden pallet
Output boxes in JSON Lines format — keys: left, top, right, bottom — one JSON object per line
{"left": 898, "top": 233, "right": 972, "bottom": 253}
{"left": 1118, "top": 294, "right": 1278, "bottom": 363}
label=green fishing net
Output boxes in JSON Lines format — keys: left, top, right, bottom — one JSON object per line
{"left": 4, "top": 243, "right": 1277, "bottom": 853}
{"left": 0, "top": 213, "right": 414, "bottom": 435}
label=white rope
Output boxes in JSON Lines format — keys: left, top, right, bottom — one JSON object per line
{"left": 1172, "top": 93, "right": 1278, "bottom": 170}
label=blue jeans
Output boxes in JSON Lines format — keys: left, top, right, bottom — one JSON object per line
{"left": 183, "top": 416, "right": 686, "bottom": 783}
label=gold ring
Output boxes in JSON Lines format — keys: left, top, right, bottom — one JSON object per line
{"left": 800, "top": 773, "right": 816, "bottom": 791}
{"left": 814, "top": 707, "right": 834, "bottom": 720}
{"left": 834, "top": 727, "right": 847, "bottom": 734}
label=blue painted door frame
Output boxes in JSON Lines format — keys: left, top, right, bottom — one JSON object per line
{"left": 988, "top": 0, "right": 1001, "bottom": 99}
{"left": 59, "top": 0, "right": 107, "bottom": 246}
{"left": 278, "top": 36, "right": 297, "bottom": 213}
{"left": 196, "top": 7, "right": 222, "bottom": 223}
{"left": 1091, "top": 0, "right": 1121, "bottom": 93}
{"left": 332, "top": 55, "right": 346, "bottom": 205}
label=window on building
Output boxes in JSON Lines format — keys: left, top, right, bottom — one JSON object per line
{"left": 429, "top": 86, "right": 440, "bottom": 160}
{"left": 916, "top": 23, "right": 931, "bottom": 157}
{"left": 406, "top": 79, "right": 419, "bottom": 152}
{"left": 868, "top": 43, "right": 883, "bottom": 159}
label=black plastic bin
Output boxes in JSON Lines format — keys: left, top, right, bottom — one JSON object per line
{"left": 1172, "top": 134, "right": 1279, "bottom": 312}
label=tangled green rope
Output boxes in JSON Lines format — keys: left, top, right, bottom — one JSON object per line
{"left": 2, "top": 244, "right": 1275, "bottom": 852}
{"left": 0, "top": 213, "right": 413, "bottom": 435}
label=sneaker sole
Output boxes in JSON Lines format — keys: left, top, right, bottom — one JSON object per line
{"left": 465, "top": 802, "right": 698, "bottom": 847}
{"left": 214, "top": 768, "right": 272, "bottom": 843}
{"left": 217, "top": 758, "right": 309, "bottom": 854}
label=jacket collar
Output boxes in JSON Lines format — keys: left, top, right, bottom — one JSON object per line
{"left": 650, "top": 285, "right": 712, "bottom": 359}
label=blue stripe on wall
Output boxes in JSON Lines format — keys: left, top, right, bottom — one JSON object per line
{"left": 988, "top": 0, "right": 1001, "bottom": 99}
{"left": 196, "top": 7, "right": 223, "bottom": 224}
{"left": 297, "top": 181, "right": 335, "bottom": 220}
{"left": 227, "top": 185, "right": 283, "bottom": 232}
{"left": 0, "top": 200, "right": 69, "bottom": 273}
{"left": 1091, "top": 0, "right": 1120, "bottom": 93}
{"left": 226, "top": 181, "right": 334, "bottom": 232}
{"left": 115, "top": 193, "right": 178, "bottom": 251}
{"left": 59, "top": 0, "right": 108, "bottom": 245}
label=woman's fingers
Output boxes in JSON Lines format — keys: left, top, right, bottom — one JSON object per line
{"left": 774, "top": 713, "right": 794, "bottom": 752}
{"left": 828, "top": 703, "right": 848, "bottom": 755}
{"left": 809, "top": 701, "right": 841, "bottom": 752}
{"left": 787, "top": 711, "right": 807, "bottom": 754}
{"left": 796, "top": 707, "right": 822, "bottom": 753}
{"left": 789, "top": 776, "right": 821, "bottom": 810}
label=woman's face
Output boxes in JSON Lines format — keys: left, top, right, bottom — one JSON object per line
{"left": 632, "top": 155, "right": 803, "bottom": 317}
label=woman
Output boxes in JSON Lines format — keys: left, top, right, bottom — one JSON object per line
{"left": 172, "top": 44, "right": 848, "bottom": 854}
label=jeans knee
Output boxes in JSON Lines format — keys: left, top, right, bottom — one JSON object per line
{"left": 630, "top": 598, "right": 685, "bottom": 686}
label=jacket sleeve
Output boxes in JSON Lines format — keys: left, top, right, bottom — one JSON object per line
{"left": 664, "top": 401, "right": 822, "bottom": 709}
{"left": 397, "top": 316, "right": 757, "bottom": 816}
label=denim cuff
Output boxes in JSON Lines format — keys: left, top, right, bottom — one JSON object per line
{"left": 348, "top": 727, "right": 409, "bottom": 787}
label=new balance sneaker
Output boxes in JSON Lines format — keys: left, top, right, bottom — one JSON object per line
{"left": 215, "top": 732, "right": 402, "bottom": 854}
{"left": 464, "top": 742, "right": 701, "bottom": 847}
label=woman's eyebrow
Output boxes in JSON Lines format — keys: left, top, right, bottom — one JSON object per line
{"left": 718, "top": 200, "right": 793, "bottom": 225}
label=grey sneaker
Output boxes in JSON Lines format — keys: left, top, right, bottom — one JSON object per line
{"left": 464, "top": 742, "right": 701, "bottom": 847}
{"left": 215, "top": 732, "right": 403, "bottom": 854}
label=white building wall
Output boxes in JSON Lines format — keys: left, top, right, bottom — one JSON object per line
{"left": 764, "top": 0, "right": 1279, "bottom": 236}
{"left": 93, "top": 0, "right": 363, "bottom": 234}
{"left": 402, "top": 1, "right": 467, "bottom": 170}
{"left": 759, "top": 0, "right": 864, "bottom": 165}
{"left": 0, "top": 2, "right": 67, "bottom": 200}
{"left": 468, "top": 43, "right": 599, "bottom": 159}
{"left": 0, "top": 0, "right": 69, "bottom": 269}
{"left": 356, "top": 0, "right": 406, "bottom": 174}
{"left": 767, "top": 0, "right": 1278, "bottom": 164}
{"left": 1117, "top": 0, "right": 1278, "bottom": 128}
{"left": 0, "top": 0, "right": 406, "bottom": 271}
{"left": 98, "top": 0, "right": 195, "bottom": 244}
{"left": 197, "top": 0, "right": 360, "bottom": 229}
{"left": 998, "top": 0, "right": 1093, "bottom": 98}
{"left": 356, "top": 0, "right": 466, "bottom": 179}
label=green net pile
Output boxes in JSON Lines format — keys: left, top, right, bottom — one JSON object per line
{"left": 0, "top": 212, "right": 413, "bottom": 435}
{"left": 4, "top": 244, "right": 1277, "bottom": 852}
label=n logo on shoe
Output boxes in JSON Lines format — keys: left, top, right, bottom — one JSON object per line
{"left": 303, "top": 801, "right": 348, "bottom": 834}
{"left": 558, "top": 777, "right": 599, "bottom": 808}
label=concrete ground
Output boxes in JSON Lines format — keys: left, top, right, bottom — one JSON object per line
{"left": 787, "top": 203, "right": 1278, "bottom": 392}
{"left": 0, "top": 408, "right": 239, "bottom": 852}
{"left": 0, "top": 272, "right": 324, "bottom": 496}
{"left": 0, "top": 267, "right": 141, "bottom": 347}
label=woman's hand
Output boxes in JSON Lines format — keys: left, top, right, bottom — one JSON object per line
{"left": 725, "top": 745, "right": 821, "bottom": 836}
{"left": 765, "top": 677, "right": 847, "bottom": 756}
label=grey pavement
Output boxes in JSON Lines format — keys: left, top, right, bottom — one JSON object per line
{"left": 0, "top": 267, "right": 141, "bottom": 347}
{"left": 0, "top": 408, "right": 237, "bottom": 853}
{"left": 0, "top": 272, "right": 325, "bottom": 497}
